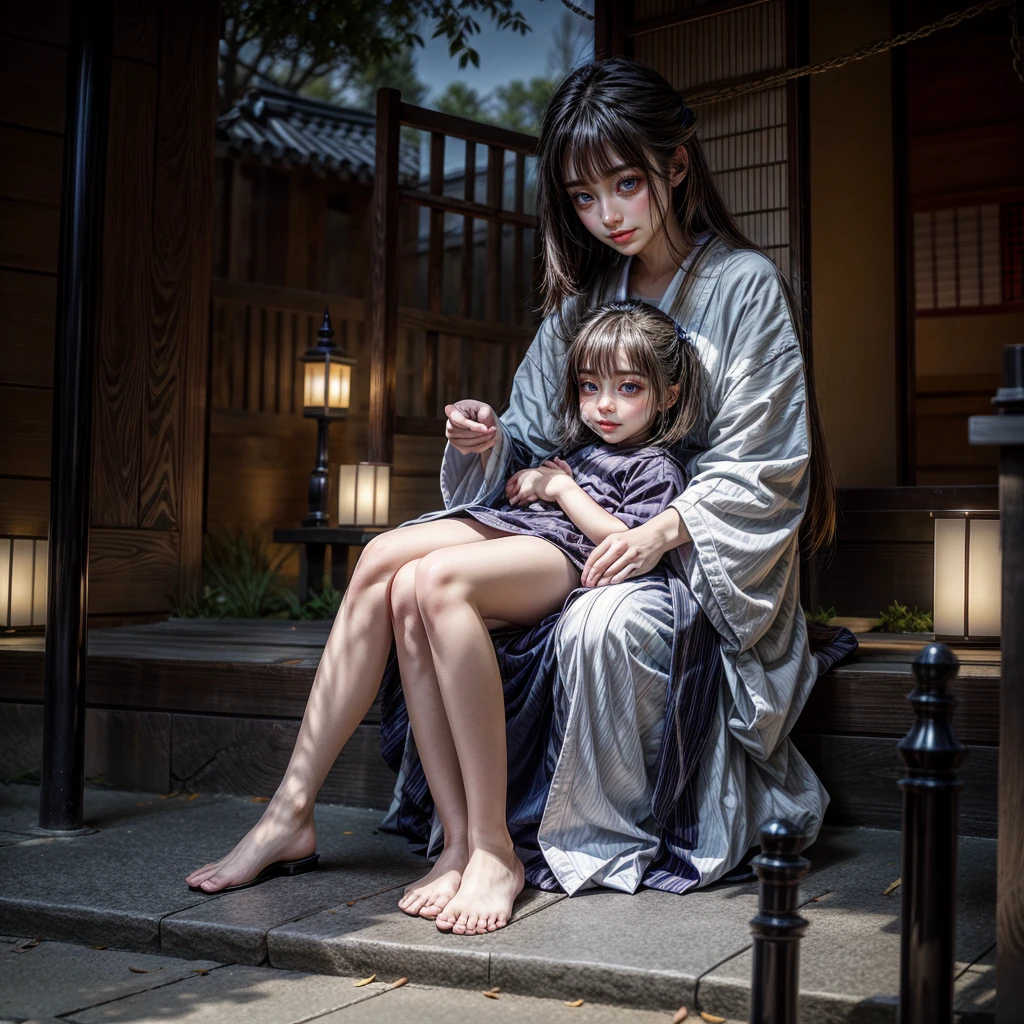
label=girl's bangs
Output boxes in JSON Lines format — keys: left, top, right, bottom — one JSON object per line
{"left": 572, "top": 320, "right": 653, "bottom": 381}
{"left": 557, "top": 110, "right": 661, "bottom": 187}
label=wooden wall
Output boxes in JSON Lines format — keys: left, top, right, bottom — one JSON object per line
{"left": 0, "top": 0, "right": 219, "bottom": 623}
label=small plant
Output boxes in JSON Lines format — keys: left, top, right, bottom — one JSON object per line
{"left": 871, "top": 600, "right": 933, "bottom": 633}
{"left": 805, "top": 605, "right": 836, "bottom": 626}
{"left": 284, "top": 582, "right": 344, "bottom": 621}
{"left": 173, "top": 529, "right": 291, "bottom": 620}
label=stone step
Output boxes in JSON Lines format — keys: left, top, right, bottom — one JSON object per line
{"left": 0, "top": 786, "right": 996, "bottom": 1023}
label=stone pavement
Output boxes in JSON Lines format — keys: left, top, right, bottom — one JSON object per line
{"left": 0, "top": 784, "right": 997, "bottom": 1023}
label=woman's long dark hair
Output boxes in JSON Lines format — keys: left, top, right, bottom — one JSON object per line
{"left": 535, "top": 56, "right": 836, "bottom": 555}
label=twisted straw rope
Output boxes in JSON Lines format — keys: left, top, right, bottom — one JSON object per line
{"left": 685, "top": 0, "right": 1015, "bottom": 105}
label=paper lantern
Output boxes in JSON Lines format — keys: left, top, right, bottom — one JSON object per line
{"left": 301, "top": 307, "right": 355, "bottom": 420}
{"left": 1, "top": 536, "right": 48, "bottom": 632}
{"left": 932, "top": 512, "right": 1000, "bottom": 644}
{"left": 338, "top": 463, "right": 391, "bottom": 527}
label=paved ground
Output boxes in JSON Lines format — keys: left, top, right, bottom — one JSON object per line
{"left": 0, "top": 784, "right": 997, "bottom": 1023}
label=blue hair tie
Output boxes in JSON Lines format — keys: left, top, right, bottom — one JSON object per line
{"left": 673, "top": 320, "right": 691, "bottom": 344}
{"left": 680, "top": 103, "right": 697, "bottom": 130}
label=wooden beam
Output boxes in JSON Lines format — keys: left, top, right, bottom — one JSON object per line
{"left": 211, "top": 278, "right": 365, "bottom": 321}
{"left": 398, "top": 188, "right": 534, "bottom": 229}
{"left": 399, "top": 102, "right": 536, "bottom": 154}
{"left": 396, "top": 307, "right": 534, "bottom": 346}
{"left": 369, "top": 88, "right": 401, "bottom": 465}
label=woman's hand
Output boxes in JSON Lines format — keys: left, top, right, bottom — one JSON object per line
{"left": 445, "top": 400, "right": 498, "bottom": 454}
{"left": 506, "top": 457, "right": 575, "bottom": 505}
{"left": 581, "top": 514, "right": 682, "bottom": 587}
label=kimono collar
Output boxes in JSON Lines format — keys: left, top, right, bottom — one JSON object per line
{"left": 616, "top": 231, "right": 712, "bottom": 312}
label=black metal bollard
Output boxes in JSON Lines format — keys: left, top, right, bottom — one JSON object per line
{"left": 897, "top": 642, "right": 966, "bottom": 1024}
{"left": 749, "top": 819, "right": 810, "bottom": 1024}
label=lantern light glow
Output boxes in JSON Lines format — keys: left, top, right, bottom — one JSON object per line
{"left": 932, "top": 512, "right": 1001, "bottom": 644}
{"left": 338, "top": 463, "right": 391, "bottom": 527}
{"left": 1, "top": 536, "right": 48, "bottom": 631}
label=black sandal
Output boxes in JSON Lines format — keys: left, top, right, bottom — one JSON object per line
{"left": 187, "top": 853, "right": 320, "bottom": 894}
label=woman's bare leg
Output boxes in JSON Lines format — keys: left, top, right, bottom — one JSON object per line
{"left": 415, "top": 536, "right": 579, "bottom": 934}
{"left": 185, "top": 518, "right": 506, "bottom": 893}
{"left": 389, "top": 559, "right": 470, "bottom": 919}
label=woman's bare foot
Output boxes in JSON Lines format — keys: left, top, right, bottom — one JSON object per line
{"left": 185, "top": 800, "right": 317, "bottom": 893}
{"left": 434, "top": 843, "right": 525, "bottom": 935}
{"left": 398, "top": 841, "right": 468, "bottom": 919}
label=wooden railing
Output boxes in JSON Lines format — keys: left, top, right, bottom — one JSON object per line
{"left": 370, "top": 90, "right": 540, "bottom": 462}
{"left": 210, "top": 279, "right": 366, "bottom": 414}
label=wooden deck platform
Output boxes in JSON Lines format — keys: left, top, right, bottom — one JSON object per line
{"left": 0, "top": 620, "right": 999, "bottom": 835}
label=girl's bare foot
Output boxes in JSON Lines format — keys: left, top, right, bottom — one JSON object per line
{"left": 434, "top": 843, "right": 525, "bottom": 935}
{"left": 398, "top": 842, "right": 468, "bottom": 919}
{"left": 185, "top": 800, "right": 317, "bottom": 893}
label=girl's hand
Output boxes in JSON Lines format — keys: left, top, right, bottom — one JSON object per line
{"left": 445, "top": 400, "right": 497, "bottom": 454}
{"left": 506, "top": 458, "right": 574, "bottom": 505}
{"left": 581, "top": 518, "right": 671, "bottom": 587}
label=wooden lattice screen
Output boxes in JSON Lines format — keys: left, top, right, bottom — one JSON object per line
{"left": 628, "top": 0, "right": 806, "bottom": 297}
{"left": 369, "top": 90, "right": 540, "bottom": 465}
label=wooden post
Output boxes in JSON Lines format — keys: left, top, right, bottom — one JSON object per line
{"left": 897, "top": 642, "right": 965, "bottom": 1024}
{"left": 969, "top": 344, "right": 1024, "bottom": 1023}
{"left": 39, "top": 0, "right": 114, "bottom": 834}
{"left": 369, "top": 88, "right": 401, "bottom": 465}
{"left": 424, "top": 132, "right": 444, "bottom": 418}
{"left": 593, "top": 0, "right": 629, "bottom": 59}
{"left": 749, "top": 819, "right": 810, "bottom": 1024}
{"left": 459, "top": 141, "right": 476, "bottom": 398}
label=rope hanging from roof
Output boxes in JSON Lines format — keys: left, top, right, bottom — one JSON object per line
{"left": 559, "top": 0, "right": 1024, "bottom": 99}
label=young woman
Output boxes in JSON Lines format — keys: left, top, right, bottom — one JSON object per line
{"left": 187, "top": 55, "right": 856, "bottom": 926}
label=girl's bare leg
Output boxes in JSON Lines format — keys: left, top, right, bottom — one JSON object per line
{"left": 184, "top": 518, "right": 505, "bottom": 893}
{"left": 389, "top": 559, "right": 469, "bottom": 919}
{"left": 415, "top": 536, "right": 579, "bottom": 935}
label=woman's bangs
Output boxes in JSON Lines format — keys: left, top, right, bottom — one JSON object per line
{"left": 558, "top": 109, "right": 658, "bottom": 189}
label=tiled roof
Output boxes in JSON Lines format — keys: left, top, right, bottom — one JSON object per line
{"left": 215, "top": 85, "right": 420, "bottom": 183}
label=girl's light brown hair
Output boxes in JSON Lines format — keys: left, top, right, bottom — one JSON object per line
{"left": 558, "top": 300, "right": 705, "bottom": 454}
{"left": 535, "top": 56, "right": 836, "bottom": 555}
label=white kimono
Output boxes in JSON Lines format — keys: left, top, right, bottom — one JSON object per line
{"left": 393, "top": 237, "right": 828, "bottom": 892}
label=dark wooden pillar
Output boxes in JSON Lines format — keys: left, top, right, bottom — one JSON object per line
{"left": 593, "top": 0, "right": 629, "bottom": 60}
{"left": 369, "top": 87, "right": 401, "bottom": 465}
{"left": 39, "top": 0, "right": 114, "bottom": 832}
{"left": 969, "top": 345, "right": 1024, "bottom": 1022}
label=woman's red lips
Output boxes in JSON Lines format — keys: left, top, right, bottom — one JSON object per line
{"left": 608, "top": 229, "right": 636, "bottom": 243}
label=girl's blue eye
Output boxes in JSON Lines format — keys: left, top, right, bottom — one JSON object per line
{"left": 572, "top": 192, "right": 593, "bottom": 206}
{"left": 579, "top": 381, "right": 597, "bottom": 392}
{"left": 619, "top": 177, "right": 639, "bottom": 193}
{"left": 621, "top": 382, "right": 640, "bottom": 394}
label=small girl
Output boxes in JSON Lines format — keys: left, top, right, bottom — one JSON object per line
{"left": 385, "top": 298, "right": 705, "bottom": 934}
{"left": 446, "top": 299, "right": 704, "bottom": 585}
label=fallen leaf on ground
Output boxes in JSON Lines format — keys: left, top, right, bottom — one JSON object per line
{"left": 390, "top": 977, "right": 408, "bottom": 989}
{"left": 353, "top": 974, "right": 376, "bottom": 987}
{"left": 565, "top": 999, "right": 584, "bottom": 1007}
{"left": 193, "top": 968, "right": 209, "bottom": 976}
{"left": 483, "top": 991, "right": 500, "bottom": 999}
{"left": 278, "top": 658, "right": 302, "bottom": 665}
{"left": 485, "top": 987, "right": 501, "bottom": 995}
{"left": 700, "top": 1013, "right": 725, "bottom": 1023}
{"left": 673, "top": 1008, "right": 689, "bottom": 1023}
{"left": 89, "top": 945, "right": 107, "bottom": 950}
{"left": 883, "top": 878, "right": 901, "bottom": 897}
{"left": 343, "top": 831, "right": 353, "bottom": 835}
{"left": 250, "top": 796, "right": 269, "bottom": 803}
{"left": 128, "top": 966, "right": 150, "bottom": 974}
{"left": 328, "top": 910, "right": 337, "bottom": 915}
{"left": 12, "top": 936, "right": 42, "bottom": 953}
{"left": 159, "top": 791, "right": 182, "bottom": 800}
{"left": 188, "top": 793, "right": 200, "bottom": 801}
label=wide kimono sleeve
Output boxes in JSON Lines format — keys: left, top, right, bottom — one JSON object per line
{"left": 612, "top": 453, "right": 690, "bottom": 531}
{"left": 440, "top": 315, "right": 567, "bottom": 510}
{"left": 668, "top": 256, "right": 811, "bottom": 663}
